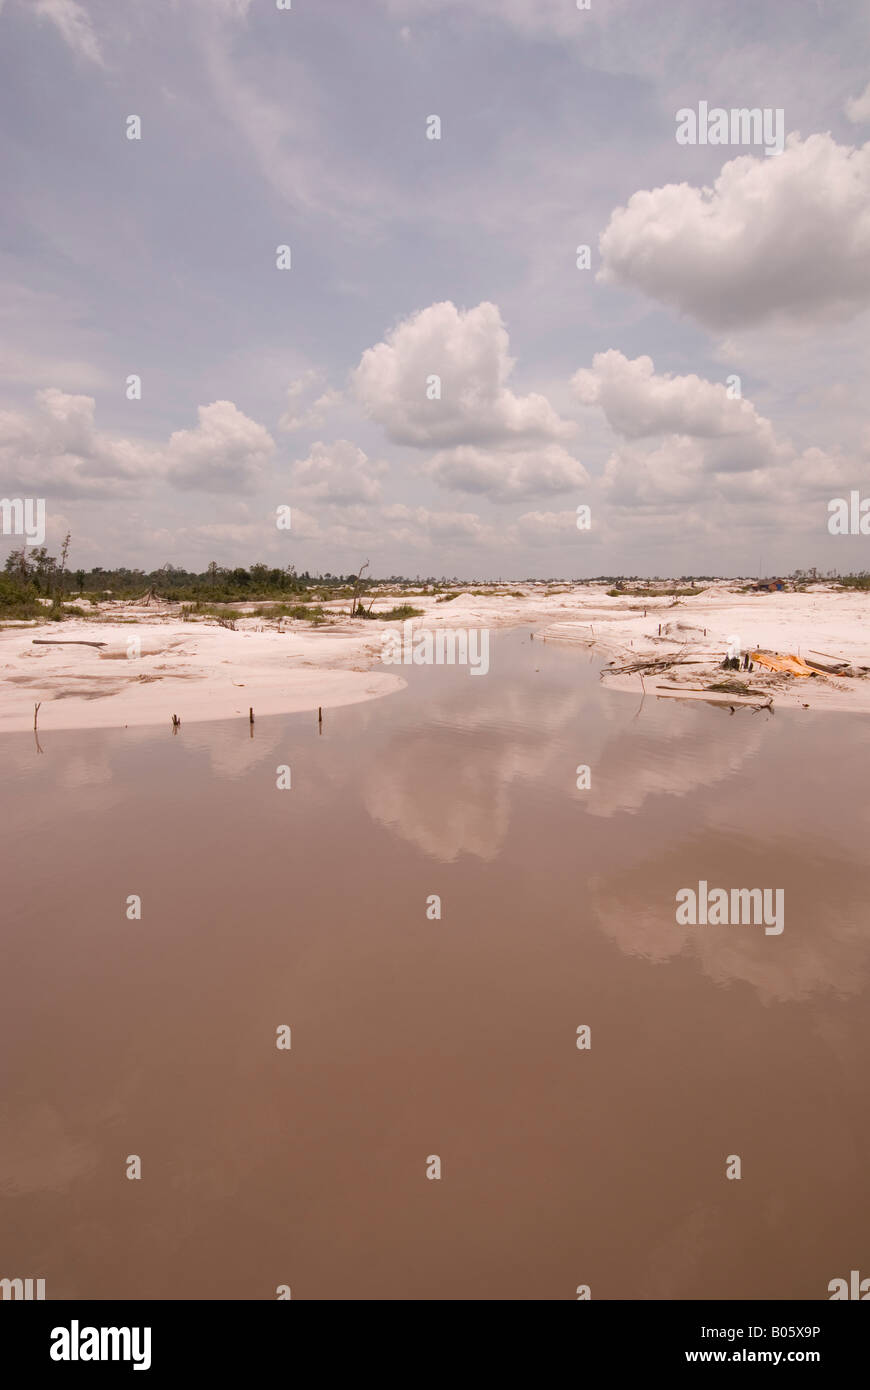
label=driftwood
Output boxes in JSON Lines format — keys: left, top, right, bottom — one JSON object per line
{"left": 606, "top": 654, "right": 698, "bottom": 676}
{"left": 33, "top": 639, "right": 107, "bottom": 648}
{"left": 804, "top": 658, "right": 847, "bottom": 674}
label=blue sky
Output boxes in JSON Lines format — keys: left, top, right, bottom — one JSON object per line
{"left": 1, "top": 0, "right": 870, "bottom": 577}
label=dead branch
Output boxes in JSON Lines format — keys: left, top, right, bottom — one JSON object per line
{"left": 32, "top": 639, "right": 107, "bottom": 648}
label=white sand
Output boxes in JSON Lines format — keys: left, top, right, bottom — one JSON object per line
{"left": 0, "top": 616, "right": 404, "bottom": 733}
{"left": 3, "top": 583, "right": 870, "bottom": 731}
{"left": 530, "top": 584, "right": 870, "bottom": 712}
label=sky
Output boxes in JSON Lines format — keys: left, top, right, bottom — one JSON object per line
{"left": 1, "top": 0, "right": 870, "bottom": 578}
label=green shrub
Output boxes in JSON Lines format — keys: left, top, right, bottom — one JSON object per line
{"left": 369, "top": 604, "right": 424, "bottom": 621}
{"left": 0, "top": 576, "right": 44, "bottom": 620}
{"left": 252, "top": 603, "right": 326, "bottom": 621}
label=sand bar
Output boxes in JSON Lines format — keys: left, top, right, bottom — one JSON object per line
{"left": 3, "top": 583, "right": 870, "bottom": 731}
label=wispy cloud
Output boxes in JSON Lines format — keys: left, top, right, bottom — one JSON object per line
{"left": 32, "top": 0, "right": 103, "bottom": 65}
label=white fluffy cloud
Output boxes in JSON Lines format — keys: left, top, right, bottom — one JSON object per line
{"left": 573, "top": 350, "right": 768, "bottom": 440}
{"left": 601, "top": 435, "right": 854, "bottom": 514}
{"left": 291, "top": 439, "right": 387, "bottom": 505}
{"left": 166, "top": 401, "right": 274, "bottom": 492}
{"left": 425, "top": 443, "right": 587, "bottom": 500}
{"left": 582, "top": 351, "right": 859, "bottom": 521}
{"left": 0, "top": 389, "right": 154, "bottom": 496}
{"left": 845, "top": 81, "right": 870, "bottom": 124}
{"left": 353, "top": 301, "right": 575, "bottom": 447}
{"left": 599, "top": 135, "right": 870, "bottom": 328}
{"left": 572, "top": 349, "right": 784, "bottom": 472}
{"left": 353, "top": 300, "right": 586, "bottom": 503}
{"left": 602, "top": 437, "right": 711, "bottom": 509}
{"left": 0, "top": 391, "right": 275, "bottom": 498}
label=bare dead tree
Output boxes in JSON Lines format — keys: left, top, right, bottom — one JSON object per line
{"left": 54, "top": 532, "right": 71, "bottom": 608}
{"left": 349, "top": 559, "right": 370, "bottom": 617}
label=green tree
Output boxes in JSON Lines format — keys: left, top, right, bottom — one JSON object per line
{"left": 4, "top": 547, "right": 31, "bottom": 581}
{"left": 30, "top": 546, "right": 56, "bottom": 594}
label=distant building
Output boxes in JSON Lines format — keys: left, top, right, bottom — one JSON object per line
{"left": 751, "top": 578, "right": 784, "bottom": 592}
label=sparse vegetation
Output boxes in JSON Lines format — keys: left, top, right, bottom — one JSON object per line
{"left": 356, "top": 604, "right": 424, "bottom": 621}
{"left": 181, "top": 603, "right": 244, "bottom": 621}
{"left": 608, "top": 584, "right": 703, "bottom": 598}
{"left": 251, "top": 603, "right": 325, "bottom": 622}
{"left": 3, "top": 545, "right": 867, "bottom": 622}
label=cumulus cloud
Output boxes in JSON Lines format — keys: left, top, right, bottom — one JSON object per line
{"left": 279, "top": 371, "right": 341, "bottom": 432}
{"left": 0, "top": 392, "right": 275, "bottom": 498}
{"left": 0, "top": 388, "right": 154, "bottom": 496}
{"left": 598, "top": 134, "right": 870, "bottom": 328}
{"left": 845, "top": 81, "right": 870, "bottom": 124}
{"left": 291, "top": 439, "right": 388, "bottom": 505}
{"left": 588, "top": 352, "right": 858, "bottom": 522}
{"left": 573, "top": 350, "right": 769, "bottom": 440}
{"left": 32, "top": 0, "right": 103, "bottom": 64}
{"left": 425, "top": 443, "right": 587, "bottom": 501}
{"left": 571, "top": 349, "right": 785, "bottom": 473}
{"left": 165, "top": 401, "right": 274, "bottom": 493}
{"left": 601, "top": 434, "right": 854, "bottom": 515}
{"left": 352, "top": 301, "right": 575, "bottom": 447}
{"left": 601, "top": 437, "right": 710, "bottom": 509}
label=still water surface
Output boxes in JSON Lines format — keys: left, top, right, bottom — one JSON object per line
{"left": 1, "top": 629, "right": 868, "bottom": 1298}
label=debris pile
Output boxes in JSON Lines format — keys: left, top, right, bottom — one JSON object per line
{"left": 601, "top": 642, "right": 867, "bottom": 710}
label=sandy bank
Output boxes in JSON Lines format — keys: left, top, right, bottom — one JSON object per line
{"left": 532, "top": 586, "right": 870, "bottom": 713}
{"left": 3, "top": 583, "right": 870, "bottom": 730}
{"left": 0, "top": 618, "right": 404, "bottom": 733}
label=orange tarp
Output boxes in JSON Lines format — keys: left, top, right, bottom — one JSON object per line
{"left": 750, "top": 650, "right": 816, "bottom": 677}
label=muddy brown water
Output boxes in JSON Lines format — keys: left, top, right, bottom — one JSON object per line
{"left": 1, "top": 628, "right": 868, "bottom": 1299}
